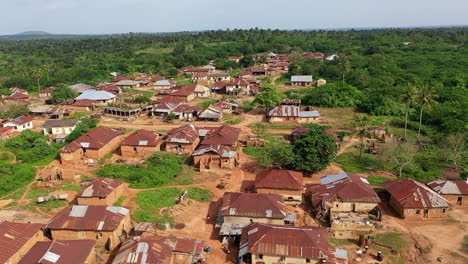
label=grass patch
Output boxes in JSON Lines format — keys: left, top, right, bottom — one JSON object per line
{"left": 1, "top": 187, "right": 27, "bottom": 200}
{"left": 171, "top": 165, "right": 195, "bottom": 185}
{"left": 329, "top": 238, "right": 354, "bottom": 247}
{"left": 373, "top": 233, "right": 407, "bottom": 249}
{"left": 197, "top": 99, "right": 218, "bottom": 108}
{"left": 65, "top": 111, "right": 91, "bottom": 120}
{"left": 35, "top": 199, "right": 68, "bottom": 212}
{"left": 176, "top": 79, "right": 192, "bottom": 85}
{"left": 114, "top": 196, "right": 127, "bottom": 206}
{"left": 5, "top": 201, "right": 18, "bottom": 207}
{"left": 99, "top": 152, "right": 113, "bottom": 165}
{"left": 187, "top": 187, "right": 214, "bottom": 202}
{"left": 243, "top": 146, "right": 262, "bottom": 158}
{"left": 248, "top": 123, "right": 297, "bottom": 130}
{"left": 0, "top": 164, "right": 37, "bottom": 198}
{"left": 132, "top": 187, "right": 181, "bottom": 223}
{"left": 367, "top": 175, "right": 394, "bottom": 187}
{"left": 335, "top": 150, "right": 383, "bottom": 173}
{"left": 27, "top": 180, "right": 82, "bottom": 200}
{"left": 225, "top": 118, "right": 243, "bottom": 125}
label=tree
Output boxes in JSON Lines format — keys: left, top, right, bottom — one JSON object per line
{"left": 337, "top": 57, "right": 350, "bottom": 85}
{"left": 292, "top": 124, "right": 338, "bottom": 172}
{"left": 239, "top": 56, "right": 254, "bottom": 68}
{"left": 50, "top": 86, "right": 78, "bottom": 103}
{"left": 67, "top": 118, "right": 99, "bottom": 142}
{"left": 0, "top": 103, "right": 29, "bottom": 119}
{"left": 253, "top": 84, "right": 282, "bottom": 110}
{"left": 440, "top": 133, "right": 467, "bottom": 169}
{"left": 381, "top": 141, "right": 418, "bottom": 177}
{"left": 252, "top": 122, "right": 266, "bottom": 139}
{"left": 258, "top": 140, "right": 295, "bottom": 168}
{"left": 416, "top": 84, "right": 437, "bottom": 140}
{"left": 31, "top": 67, "right": 43, "bottom": 90}
{"left": 352, "top": 114, "right": 373, "bottom": 159}
{"left": 398, "top": 84, "right": 418, "bottom": 138}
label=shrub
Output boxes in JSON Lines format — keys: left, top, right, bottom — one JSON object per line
{"left": 133, "top": 187, "right": 181, "bottom": 222}
{"left": 0, "top": 164, "right": 36, "bottom": 198}
{"left": 4, "top": 130, "right": 60, "bottom": 165}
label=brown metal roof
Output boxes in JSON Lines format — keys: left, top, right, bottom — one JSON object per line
{"left": 383, "top": 178, "right": 450, "bottom": 209}
{"left": 43, "top": 119, "right": 79, "bottom": 128}
{"left": 122, "top": 129, "right": 161, "bottom": 147}
{"left": 61, "top": 127, "right": 122, "bottom": 153}
{"left": 239, "top": 223, "right": 330, "bottom": 260}
{"left": 46, "top": 205, "right": 129, "bottom": 232}
{"left": 221, "top": 192, "right": 286, "bottom": 219}
{"left": 166, "top": 124, "right": 200, "bottom": 144}
{"left": 255, "top": 169, "right": 303, "bottom": 191}
{"left": 154, "top": 96, "right": 185, "bottom": 105}
{"left": 426, "top": 180, "right": 468, "bottom": 195}
{"left": 3, "top": 115, "right": 33, "bottom": 125}
{"left": 18, "top": 240, "right": 96, "bottom": 264}
{"left": 77, "top": 177, "right": 124, "bottom": 198}
{"left": 200, "top": 125, "right": 240, "bottom": 146}
{"left": 0, "top": 221, "right": 44, "bottom": 263}
{"left": 112, "top": 236, "right": 204, "bottom": 264}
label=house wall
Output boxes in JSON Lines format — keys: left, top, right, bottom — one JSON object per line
{"left": 60, "top": 135, "right": 122, "bottom": 165}
{"left": 298, "top": 117, "right": 319, "bottom": 124}
{"left": 251, "top": 254, "right": 322, "bottom": 264}
{"left": 171, "top": 252, "right": 193, "bottom": 264}
{"left": 5, "top": 230, "right": 44, "bottom": 264}
{"left": 331, "top": 201, "right": 378, "bottom": 213}
{"left": 3, "top": 121, "right": 33, "bottom": 132}
{"left": 166, "top": 139, "right": 200, "bottom": 155}
{"left": 39, "top": 92, "right": 52, "bottom": 98}
{"left": 76, "top": 184, "right": 125, "bottom": 206}
{"left": 441, "top": 194, "right": 466, "bottom": 207}
{"left": 60, "top": 149, "right": 83, "bottom": 166}
{"left": 49, "top": 214, "right": 132, "bottom": 250}
{"left": 194, "top": 153, "right": 237, "bottom": 171}
{"left": 43, "top": 125, "right": 76, "bottom": 136}
{"left": 389, "top": 196, "right": 448, "bottom": 220}
{"left": 291, "top": 81, "right": 312, "bottom": 86}
{"left": 121, "top": 145, "right": 160, "bottom": 159}
{"left": 223, "top": 216, "right": 284, "bottom": 225}
{"left": 256, "top": 188, "right": 302, "bottom": 204}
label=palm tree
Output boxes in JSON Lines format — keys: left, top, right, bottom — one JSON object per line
{"left": 352, "top": 114, "right": 373, "bottom": 159}
{"left": 416, "top": 84, "right": 437, "bottom": 140}
{"left": 31, "top": 67, "right": 43, "bottom": 90}
{"left": 399, "top": 84, "right": 418, "bottom": 138}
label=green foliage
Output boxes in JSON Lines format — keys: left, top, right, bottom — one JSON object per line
{"left": 197, "top": 99, "right": 218, "bottom": 108}
{"left": 50, "top": 86, "right": 78, "bottom": 103}
{"left": 64, "top": 111, "right": 91, "bottom": 120}
{"left": 329, "top": 238, "right": 354, "bottom": 247}
{"left": 97, "top": 152, "right": 187, "bottom": 188}
{"left": 132, "top": 95, "right": 151, "bottom": 103}
{"left": 225, "top": 118, "right": 243, "bottom": 125}
{"left": 114, "top": 196, "right": 127, "bottom": 206}
{"left": 302, "top": 83, "right": 362, "bottom": 107}
{"left": 335, "top": 151, "right": 383, "bottom": 173}
{"left": 372, "top": 233, "right": 407, "bottom": 250}
{"left": 0, "top": 164, "right": 36, "bottom": 198}
{"left": 66, "top": 118, "right": 98, "bottom": 142}
{"left": 35, "top": 199, "right": 68, "bottom": 212}
{"left": 367, "top": 175, "right": 394, "bottom": 186}
{"left": 133, "top": 187, "right": 181, "bottom": 223}
{"left": 253, "top": 84, "right": 282, "bottom": 109}
{"left": 292, "top": 124, "right": 338, "bottom": 172}
{"left": 0, "top": 104, "right": 30, "bottom": 119}
{"left": 187, "top": 187, "right": 214, "bottom": 202}
{"left": 243, "top": 146, "right": 263, "bottom": 157}
{"left": 4, "top": 130, "right": 60, "bottom": 165}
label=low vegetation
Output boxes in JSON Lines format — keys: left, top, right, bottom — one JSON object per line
{"left": 197, "top": 99, "right": 218, "bottom": 108}
{"left": 187, "top": 187, "right": 214, "bottom": 202}
{"left": 336, "top": 150, "right": 383, "bottom": 173}
{"left": 97, "top": 152, "right": 187, "bottom": 188}
{"left": 132, "top": 187, "right": 181, "bottom": 223}
{"left": 113, "top": 196, "right": 127, "bottom": 206}
{"left": 366, "top": 175, "right": 394, "bottom": 187}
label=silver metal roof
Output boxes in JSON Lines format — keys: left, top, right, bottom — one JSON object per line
{"left": 291, "top": 75, "right": 313, "bottom": 82}
{"left": 69, "top": 205, "right": 88, "bottom": 217}
{"left": 75, "top": 90, "right": 116, "bottom": 101}
{"left": 299, "top": 110, "right": 320, "bottom": 117}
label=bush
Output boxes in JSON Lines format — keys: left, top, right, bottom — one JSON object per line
{"left": 367, "top": 175, "right": 394, "bottom": 186}
{"left": 198, "top": 99, "right": 218, "bottom": 108}
{"left": 336, "top": 151, "right": 383, "bottom": 173}
{"left": 97, "top": 152, "right": 187, "bottom": 188}
{"left": 187, "top": 187, "right": 214, "bottom": 202}
{"left": 66, "top": 118, "right": 99, "bottom": 142}
{"left": 302, "top": 83, "right": 362, "bottom": 108}
{"left": 133, "top": 187, "right": 181, "bottom": 222}
{"left": 4, "top": 130, "right": 60, "bottom": 165}
{"left": 0, "top": 164, "right": 36, "bottom": 198}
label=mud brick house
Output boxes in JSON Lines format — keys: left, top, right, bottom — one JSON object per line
{"left": 170, "top": 85, "right": 197, "bottom": 101}
{"left": 217, "top": 192, "right": 295, "bottom": 236}
{"left": 303, "top": 52, "right": 325, "bottom": 60}
{"left": 39, "top": 86, "right": 56, "bottom": 98}
{"left": 291, "top": 75, "right": 313, "bottom": 86}
{"left": 225, "top": 78, "right": 251, "bottom": 96}
{"left": 60, "top": 127, "right": 123, "bottom": 165}
{"left": 121, "top": 129, "right": 161, "bottom": 158}
{"left": 112, "top": 236, "right": 205, "bottom": 264}
{"left": 171, "top": 104, "right": 202, "bottom": 121}
{"left": 154, "top": 80, "right": 175, "bottom": 90}
{"left": 4, "top": 92, "right": 30, "bottom": 103}
{"left": 307, "top": 173, "right": 381, "bottom": 230}
{"left": 69, "top": 83, "right": 94, "bottom": 93}
{"left": 212, "top": 101, "right": 238, "bottom": 113}
{"left": 2, "top": 115, "right": 33, "bottom": 132}
{"left": 255, "top": 169, "right": 304, "bottom": 204}
{"left": 272, "top": 61, "right": 289, "bottom": 71}
{"left": 191, "top": 72, "right": 208, "bottom": 82}
{"left": 426, "top": 180, "right": 468, "bottom": 206}
{"left": 18, "top": 240, "right": 97, "bottom": 264}
{"left": 383, "top": 179, "right": 450, "bottom": 220}
{"left": 0, "top": 221, "right": 45, "bottom": 264}
{"left": 197, "top": 106, "right": 223, "bottom": 122}
{"left": 76, "top": 177, "right": 125, "bottom": 206}
{"left": 96, "top": 84, "right": 121, "bottom": 95}
{"left": 211, "top": 81, "right": 228, "bottom": 93}
{"left": 0, "top": 126, "right": 14, "bottom": 141}
{"left": 268, "top": 104, "right": 320, "bottom": 123}
{"left": 165, "top": 124, "right": 200, "bottom": 155}
{"left": 46, "top": 205, "right": 133, "bottom": 250}
{"left": 61, "top": 99, "right": 97, "bottom": 111}
{"left": 113, "top": 80, "right": 141, "bottom": 89}
{"left": 239, "top": 223, "right": 348, "bottom": 264}
{"left": 209, "top": 72, "right": 231, "bottom": 82}
{"left": 43, "top": 119, "right": 80, "bottom": 137}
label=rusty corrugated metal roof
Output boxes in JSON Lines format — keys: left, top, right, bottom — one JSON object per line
{"left": 60, "top": 127, "right": 122, "bottom": 153}
{"left": 383, "top": 179, "right": 450, "bottom": 209}
{"left": 221, "top": 192, "right": 286, "bottom": 219}
{"left": 0, "top": 221, "right": 44, "bottom": 263}
{"left": 200, "top": 125, "right": 240, "bottom": 146}
{"left": 122, "top": 129, "right": 161, "bottom": 147}
{"left": 18, "top": 240, "right": 95, "bottom": 264}
{"left": 255, "top": 169, "right": 303, "bottom": 191}
{"left": 77, "top": 177, "right": 124, "bottom": 198}
{"left": 426, "top": 180, "right": 468, "bottom": 195}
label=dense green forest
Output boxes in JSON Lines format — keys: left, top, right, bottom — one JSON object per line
{"left": 0, "top": 28, "right": 466, "bottom": 138}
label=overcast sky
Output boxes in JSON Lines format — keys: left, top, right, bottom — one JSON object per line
{"left": 0, "top": 0, "right": 467, "bottom": 35}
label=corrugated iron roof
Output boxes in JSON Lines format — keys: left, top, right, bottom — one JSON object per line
{"left": 193, "top": 144, "right": 237, "bottom": 158}
{"left": 255, "top": 169, "right": 303, "bottom": 191}
{"left": 291, "top": 75, "right": 313, "bottom": 82}
{"left": 221, "top": 192, "right": 286, "bottom": 219}
{"left": 0, "top": 221, "right": 44, "bottom": 263}
{"left": 77, "top": 177, "right": 124, "bottom": 199}
{"left": 46, "top": 205, "right": 129, "bottom": 232}
{"left": 239, "top": 223, "right": 330, "bottom": 260}
{"left": 383, "top": 179, "right": 450, "bottom": 209}
{"left": 18, "top": 240, "right": 96, "bottom": 264}
{"left": 75, "top": 90, "right": 116, "bottom": 101}
{"left": 166, "top": 124, "right": 199, "bottom": 144}
{"left": 122, "top": 129, "right": 160, "bottom": 147}
{"left": 43, "top": 119, "right": 79, "bottom": 128}
{"left": 426, "top": 180, "right": 468, "bottom": 195}
{"left": 200, "top": 125, "right": 240, "bottom": 146}
{"left": 3, "top": 115, "right": 33, "bottom": 125}
{"left": 61, "top": 127, "right": 122, "bottom": 153}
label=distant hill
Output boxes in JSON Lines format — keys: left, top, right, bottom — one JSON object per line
{"left": 16, "top": 31, "right": 52, "bottom": 36}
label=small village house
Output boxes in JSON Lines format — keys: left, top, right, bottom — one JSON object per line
{"left": 209, "top": 72, "right": 231, "bottom": 82}
{"left": 228, "top": 56, "right": 240, "bottom": 63}
{"left": 113, "top": 80, "right": 141, "bottom": 89}
{"left": 211, "top": 81, "right": 228, "bottom": 94}
{"left": 170, "top": 85, "right": 197, "bottom": 101}
{"left": 239, "top": 223, "right": 348, "bottom": 264}
{"left": 76, "top": 177, "right": 125, "bottom": 206}
{"left": 96, "top": 84, "right": 121, "bottom": 95}
{"left": 121, "top": 129, "right": 161, "bottom": 158}
{"left": 165, "top": 124, "right": 201, "bottom": 155}
{"left": 255, "top": 169, "right": 304, "bottom": 204}
{"left": 197, "top": 106, "right": 223, "bottom": 122}
{"left": 212, "top": 101, "right": 238, "bottom": 113}
{"left": 307, "top": 173, "right": 381, "bottom": 230}
{"left": 111, "top": 76, "right": 130, "bottom": 83}
{"left": 303, "top": 52, "right": 325, "bottom": 60}
{"left": 60, "top": 127, "right": 123, "bottom": 165}
{"left": 18, "top": 240, "right": 97, "bottom": 264}
{"left": 217, "top": 192, "right": 294, "bottom": 236}
{"left": 0, "top": 126, "right": 14, "bottom": 141}
{"left": 383, "top": 179, "right": 450, "bottom": 220}
{"left": 192, "top": 84, "right": 212, "bottom": 98}
{"left": 75, "top": 90, "right": 117, "bottom": 104}
{"left": 290, "top": 75, "right": 313, "bottom": 86}
{"left": 43, "top": 119, "right": 80, "bottom": 140}
{"left": 69, "top": 83, "right": 94, "bottom": 93}
{"left": 0, "top": 221, "right": 45, "bottom": 264}
{"left": 191, "top": 72, "right": 208, "bottom": 82}
{"left": 171, "top": 104, "right": 202, "bottom": 121}
{"left": 2, "top": 115, "right": 33, "bottom": 132}
{"left": 45, "top": 205, "right": 133, "bottom": 251}
{"left": 426, "top": 180, "right": 468, "bottom": 206}
{"left": 3, "top": 92, "right": 30, "bottom": 103}
{"left": 183, "top": 67, "right": 211, "bottom": 75}
{"left": 225, "top": 78, "right": 251, "bottom": 96}
{"left": 112, "top": 236, "right": 205, "bottom": 264}
{"left": 61, "top": 99, "right": 97, "bottom": 111}
{"left": 153, "top": 80, "right": 175, "bottom": 90}
{"left": 272, "top": 61, "right": 289, "bottom": 71}
{"left": 39, "top": 86, "right": 56, "bottom": 98}
{"left": 268, "top": 104, "right": 320, "bottom": 123}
